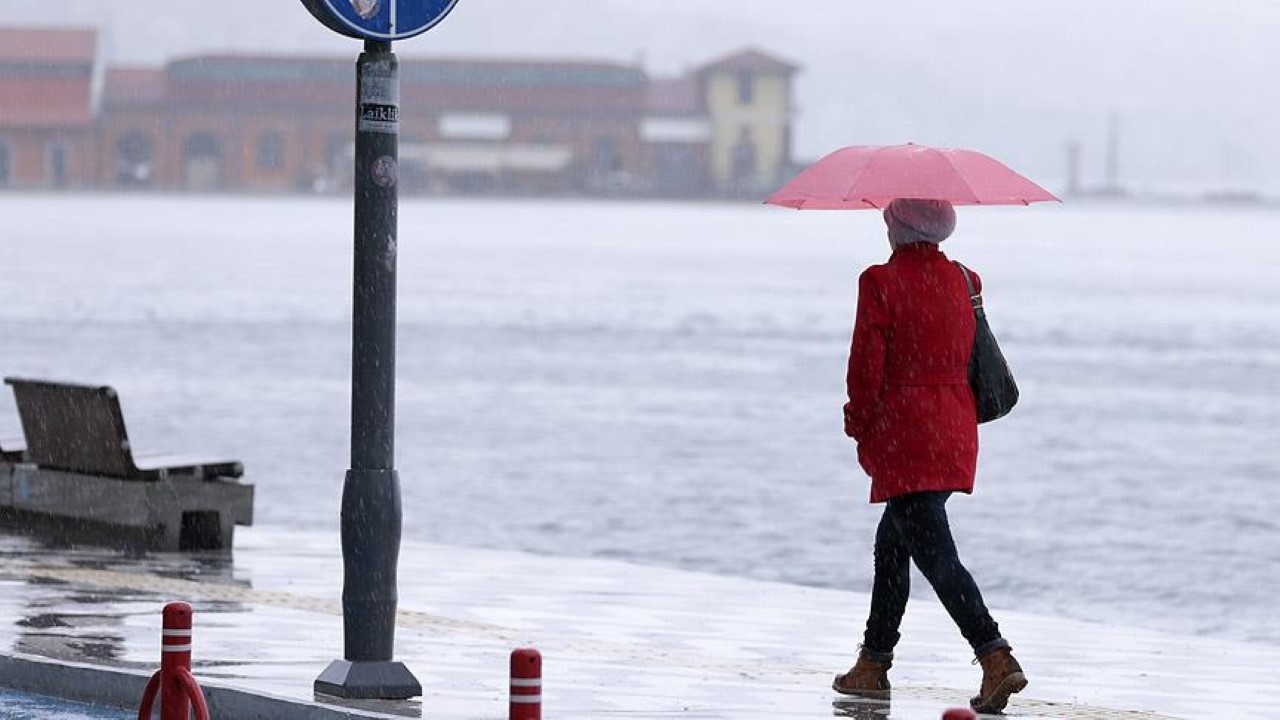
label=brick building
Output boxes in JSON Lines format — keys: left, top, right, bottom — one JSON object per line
{"left": 1, "top": 26, "right": 798, "bottom": 198}
{"left": 0, "top": 27, "right": 101, "bottom": 189}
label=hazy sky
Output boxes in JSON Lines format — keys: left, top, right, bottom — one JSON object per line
{"left": 7, "top": 0, "right": 1280, "bottom": 193}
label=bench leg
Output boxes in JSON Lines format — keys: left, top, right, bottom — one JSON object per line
{"left": 174, "top": 511, "right": 228, "bottom": 551}
{"left": 158, "top": 520, "right": 183, "bottom": 552}
{"left": 219, "top": 514, "right": 237, "bottom": 551}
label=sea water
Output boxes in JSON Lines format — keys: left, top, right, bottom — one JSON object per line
{"left": 1, "top": 194, "right": 1277, "bottom": 647}
{"left": 0, "top": 689, "right": 131, "bottom": 720}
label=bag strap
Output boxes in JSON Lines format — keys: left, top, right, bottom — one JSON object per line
{"left": 953, "top": 261, "right": 984, "bottom": 312}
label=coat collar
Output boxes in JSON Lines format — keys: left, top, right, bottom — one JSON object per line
{"left": 890, "top": 242, "right": 946, "bottom": 260}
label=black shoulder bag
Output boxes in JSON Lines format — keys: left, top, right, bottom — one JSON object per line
{"left": 955, "top": 262, "right": 1018, "bottom": 423}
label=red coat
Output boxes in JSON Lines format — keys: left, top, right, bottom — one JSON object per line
{"left": 844, "top": 243, "right": 980, "bottom": 503}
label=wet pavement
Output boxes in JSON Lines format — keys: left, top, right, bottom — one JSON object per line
{"left": 1, "top": 527, "right": 1277, "bottom": 719}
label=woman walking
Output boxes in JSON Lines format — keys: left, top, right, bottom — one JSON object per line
{"left": 831, "top": 198, "right": 1027, "bottom": 713}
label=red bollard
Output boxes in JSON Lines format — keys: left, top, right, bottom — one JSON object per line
{"left": 942, "top": 708, "right": 978, "bottom": 720}
{"left": 137, "top": 602, "right": 210, "bottom": 720}
{"left": 509, "top": 648, "right": 542, "bottom": 720}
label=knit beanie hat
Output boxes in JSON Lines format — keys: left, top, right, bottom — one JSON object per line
{"left": 883, "top": 198, "right": 957, "bottom": 245}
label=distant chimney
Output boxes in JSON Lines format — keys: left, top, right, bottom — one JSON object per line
{"left": 1105, "top": 113, "right": 1120, "bottom": 190}
{"left": 1065, "top": 140, "right": 1081, "bottom": 196}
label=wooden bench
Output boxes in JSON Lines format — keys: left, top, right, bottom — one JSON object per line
{"left": 0, "top": 435, "right": 23, "bottom": 464}
{"left": 0, "top": 435, "right": 21, "bottom": 511}
{"left": 1, "top": 378, "right": 253, "bottom": 551}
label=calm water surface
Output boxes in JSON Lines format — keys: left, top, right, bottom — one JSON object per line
{"left": 2, "top": 194, "right": 1277, "bottom": 646}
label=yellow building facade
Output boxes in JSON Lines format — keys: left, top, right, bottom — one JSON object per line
{"left": 698, "top": 50, "right": 798, "bottom": 194}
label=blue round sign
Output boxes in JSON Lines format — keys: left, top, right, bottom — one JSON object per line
{"left": 301, "top": 0, "right": 460, "bottom": 41}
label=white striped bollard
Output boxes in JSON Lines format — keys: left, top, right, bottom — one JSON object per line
{"left": 136, "top": 602, "right": 210, "bottom": 720}
{"left": 509, "top": 647, "right": 541, "bottom": 720}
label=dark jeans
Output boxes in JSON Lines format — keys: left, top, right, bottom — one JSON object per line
{"left": 862, "top": 491, "right": 1004, "bottom": 657}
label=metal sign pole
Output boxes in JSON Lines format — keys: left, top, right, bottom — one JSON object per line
{"left": 301, "top": 0, "right": 459, "bottom": 702}
{"left": 314, "top": 39, "right": 420, "bottom": 701}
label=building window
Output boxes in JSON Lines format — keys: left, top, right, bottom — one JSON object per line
{"left": 47, "top": 144, "right": 68, "bottom": 188}
{"left": 115, "top": 131, "right": 154, "bottom": 186}
{"left": 737, "top": 72, "right": 754, "bottom": 105}
{"left": 327, "top": 132, "right": 350, "bottom": 166}
{"left": 258, "top": 131, "right": 285, "bottom": 170}
{"left": 0, "top": 137, "right": 11, "bottom": 187}
{"left": 182, "top": 133, "right": 224, "bottom": 190}
{"left": 438, "top": 113, "right": 512, "bottom": 140}
{"left": 593, "top": 135, "right": 619, "bottom": 173}
{"left": 731, "top": 127, "right": 757, "bottom": 181}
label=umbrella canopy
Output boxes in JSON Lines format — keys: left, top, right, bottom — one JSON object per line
{"left": 766, "top": 143, "right": 1059, "bottom": 210}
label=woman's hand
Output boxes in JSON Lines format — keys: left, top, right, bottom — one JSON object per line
{"left": 843, "top": 403, "right": 861, "bottom": 440}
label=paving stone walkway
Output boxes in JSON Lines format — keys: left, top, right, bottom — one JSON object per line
{"left": 1, "top": 528, "right": 1276, "bottom": 719}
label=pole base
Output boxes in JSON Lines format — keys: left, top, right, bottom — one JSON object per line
{"left": 314, "top": 659, "right": 422, "bottom": 700}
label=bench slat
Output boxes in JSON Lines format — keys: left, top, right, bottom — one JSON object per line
{"left": 132, "top": 453, "right": 244, "bottom": 479}
{"left": 0, "top": 436, "right": 25, "bottom": 463}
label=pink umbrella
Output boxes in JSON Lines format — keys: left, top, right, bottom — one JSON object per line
{"left": 766, "top": 143, "right": 1059, "bottom": 210}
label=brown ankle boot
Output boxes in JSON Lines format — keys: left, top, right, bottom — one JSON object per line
{"left": 832, "top": 650, "right": 892, "bottom": 699}
{"left": 970, "top": 646, "right": 1027, "bottom": 713}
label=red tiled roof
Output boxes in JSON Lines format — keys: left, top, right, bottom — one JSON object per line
{"left": 0, "top": 26, "right": 97, "bottom": 127}
{"left": 0, "top": 76, "right": 94, "bottom": 128}
{"left": 696, "top": 48, "right": 799, "bottom": 75}
{"left": 104, "top": 68, "right": 167, "bottom": 106}
{"left": 0, "top": 27, "right": 97, "bottom": 64}
{"left": 646, "top": 77, "right": 702, "bottom": 115}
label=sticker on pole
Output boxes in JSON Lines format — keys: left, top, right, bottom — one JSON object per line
{"left": 300, "top": 0, "right": 460, "bottom": 41}
{"left": 359, "top": 60, "right": 399, "bottom": 133}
